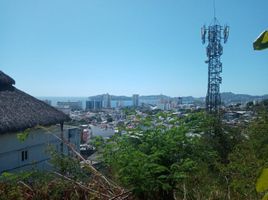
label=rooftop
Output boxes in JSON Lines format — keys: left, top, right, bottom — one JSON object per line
{"left": 0, "top": 71, "right": 70, "bottom": 134}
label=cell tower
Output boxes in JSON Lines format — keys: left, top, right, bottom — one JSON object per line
{"left": 201, "top": 16, "right": 229, "bottom": 113}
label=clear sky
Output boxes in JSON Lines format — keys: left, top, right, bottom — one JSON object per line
{"left": 0, "top": 0, "right": 267, "bottom": 97}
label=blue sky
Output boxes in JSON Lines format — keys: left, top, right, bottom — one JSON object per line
{"left": 0, "top": 0, "right": 267, "bottom": 97}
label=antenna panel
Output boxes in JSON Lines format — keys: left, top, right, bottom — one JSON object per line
{"left": 224, "top": 25, "right": 229, "bottom": 43}
{"left": 201, "top": 25, "right": 206, "bottom": 44}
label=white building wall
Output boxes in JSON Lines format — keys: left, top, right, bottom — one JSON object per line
{"left": 0, "top": 125, "right": 80, "bottom": 173}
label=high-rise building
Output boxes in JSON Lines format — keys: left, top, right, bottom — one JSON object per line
{"left": 132, "top": 94, "right": 139, "bottom": 107}
{"left": 57, "top": 101, "right": 82, "bottom": 111}
{"left": 86, "top": 100, "right": 103, "bottom": 111}
{"left": 177, "top": 97, "right": 183, "bottom": 105}
{"left": 103, "top": 93, "right": 111, "bottom": 109}
{"left": 95, "top": 100, "right": 103, "bottom": 110}
{"left": 86, "top": 101, "right": 94, "bottom": 110}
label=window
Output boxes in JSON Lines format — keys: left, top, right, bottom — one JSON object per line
{"left": 68, "top": 132, "right": 73, "bottom": 139}
{"left": 21, "top": 150, "right": 28, "bottom": 161}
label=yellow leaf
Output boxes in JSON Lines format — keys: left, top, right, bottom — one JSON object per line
{"left": 262, "top": 192, "right": 268, "bottom": 200}
{"left": 256, "top": 168, "right": 268, "bottom": 192}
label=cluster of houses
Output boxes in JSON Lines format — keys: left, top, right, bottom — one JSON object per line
{"left": 72, "top": 108, "right": 189, "bottom": 136}
{"left": 223, "top": 110, "right": 255, "bottom": 125}
{"left": 0, "top": 70, "right": 260, "bottom": 174}
{"left": 68, "top": 103, "right": 258, "bottom": 139}
{"left": 0, "top": 71, "right": 81, "bottom": 173}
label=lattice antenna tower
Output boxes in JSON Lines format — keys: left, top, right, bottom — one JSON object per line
{"left": 201, "top": 1, "right": 229, "bottom": 113}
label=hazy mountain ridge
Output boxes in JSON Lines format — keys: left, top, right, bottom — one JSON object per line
{"left": 221, "top": 92, "right": 268, "bottom": 104}
{"left": 88, "top": 92, "right": 268, "bottom": 104}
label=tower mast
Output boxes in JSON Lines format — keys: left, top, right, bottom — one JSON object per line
{"left": 201, "top": 3, "right": 229, "bottom": 113}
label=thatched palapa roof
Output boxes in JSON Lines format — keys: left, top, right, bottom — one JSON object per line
{"left": 0, "top": 71, "right": 15, "bottom": 86}
{"left": 0, "top": 71, "right": 70, "bottom": 134}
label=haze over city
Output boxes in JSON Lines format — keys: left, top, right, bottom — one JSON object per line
{"left": 0, "top": 0, "right": 267, "bottom": 97}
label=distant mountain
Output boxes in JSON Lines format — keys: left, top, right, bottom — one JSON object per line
{"left": 140, "top": 95, "right": 170, "bottom": 100}
{"left": 110, "top": 95, "right": 131, "bottom": 101}
{"left": 88, "top": 92, "right": 268, "bottom": 105}
{"left": 221, "top": 92, "right": 268, "bottom": 105}
{"left": 88, "top": 94, "right": 170, "bottom": 101}
{"left": 180, "top": 93, "right": 268, "bottom": 105}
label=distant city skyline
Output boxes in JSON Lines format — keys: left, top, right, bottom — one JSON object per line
{"left": 0, "top": 0, "right": 267, "bottom": 97}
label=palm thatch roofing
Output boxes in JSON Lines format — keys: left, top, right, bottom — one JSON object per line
{"left": 0, "top": 71, "right": 70, "bottom": 134}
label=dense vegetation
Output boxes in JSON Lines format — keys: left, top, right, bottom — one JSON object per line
{"left": 1, "top": 100, "right": 268, "bottom": 199}
{"left": 98, "top": 101, "right": 268, "bottom": 199}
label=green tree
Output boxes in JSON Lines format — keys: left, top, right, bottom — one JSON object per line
{"left": 102, "top": 119, "right": 215, "bottom": 200}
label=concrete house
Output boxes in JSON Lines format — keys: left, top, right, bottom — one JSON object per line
{"left": 0, "top": 71, "right": 80, "bottom": 173}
